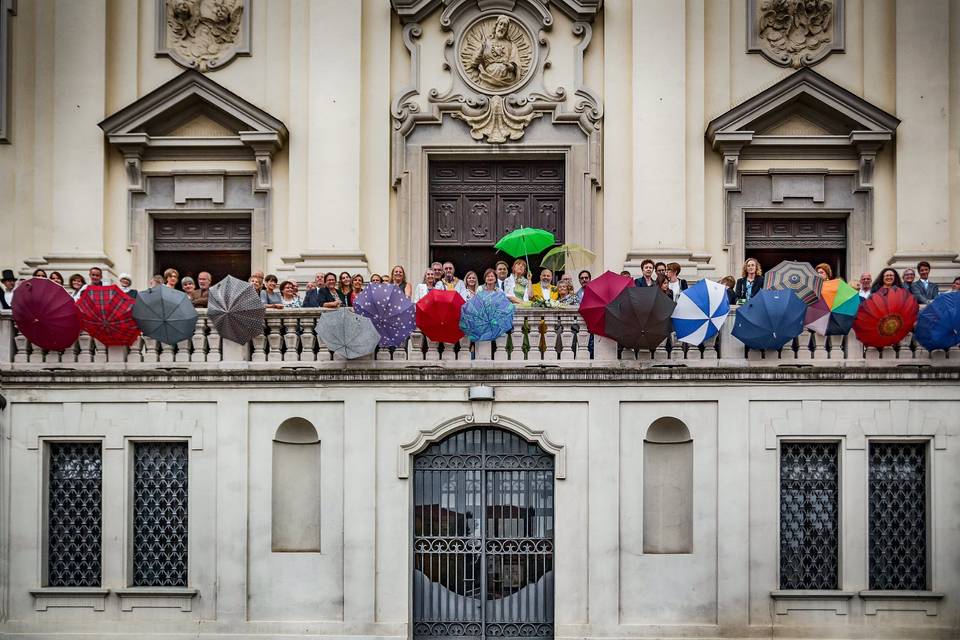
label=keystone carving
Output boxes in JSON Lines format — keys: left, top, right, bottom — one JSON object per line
{"left": 452, "top": 95, "right": 542, "bottom": 144}
{"left": 158, "top": 0, "right": 249, "bottom": 72}
{"left": 748, "top": 0, "right": 843, "bottom": 68}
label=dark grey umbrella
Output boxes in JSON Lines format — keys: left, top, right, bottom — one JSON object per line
{"left": 207, "top": 275, "right": 265, "bottom": 344}
{"left": 316, "top": 309, "right": 380, "bottom": 359}
{"left": 604, "top": 286, "right": 676, "bottom": 351}
{"left": 132, "top": 285, "right": 198, "bottom": 346}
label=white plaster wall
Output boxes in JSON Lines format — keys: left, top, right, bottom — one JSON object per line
{"left": 0, "top": 383, "right": 956, "bottom": 639}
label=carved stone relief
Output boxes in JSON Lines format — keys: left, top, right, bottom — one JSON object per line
{"left": 458, "top": 15, "right": 536, "bottom": 94}
{"left": 156, "top": 0, "right": 251, "bottom": 72}
{"left": 747, "top": 0, "right": 844, "bottom": 68}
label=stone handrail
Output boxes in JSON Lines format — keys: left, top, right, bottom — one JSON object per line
{"left": 0, "top": 307, "right": 957, "bottom": 368}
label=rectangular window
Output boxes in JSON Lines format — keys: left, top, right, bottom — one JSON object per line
{"left": 868, "top": 442, "right": 927, "bottom": 590}
{"left": 779, "top": 442, "right": 839, "bottom": 590}
{"left": 48, "top": 443, "right": 102, "bottom": 587}
{"left": 132, "top": 442, "right": 188, "bottom": 587}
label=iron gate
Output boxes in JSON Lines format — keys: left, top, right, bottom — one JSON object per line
{"left": 413, "top": 428, "right": 555, "bottom": 640}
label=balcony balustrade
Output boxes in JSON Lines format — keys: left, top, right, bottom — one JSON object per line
{"left": 1, "top": 307, "right": 957, "bottom": 369}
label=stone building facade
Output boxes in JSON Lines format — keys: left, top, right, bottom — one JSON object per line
{"left": 0, "top": 1, "right": 958, "bottom": 640}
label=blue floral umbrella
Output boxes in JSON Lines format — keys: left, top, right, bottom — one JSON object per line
{"left": 732, "top": 288, "right": 806, "bottom": 350}
{"left": 353, "top": 283, "right": 416, "bottom": 348}
{"left": 913, "top": 291, "right": 960, "bottom": 351}
{"left": 459, "top": 290, "right": 515, "bottom": 341}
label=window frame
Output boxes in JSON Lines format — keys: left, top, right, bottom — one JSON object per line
{"left": 39, "top": 437, "right": 105, "bottom": 589}
{"left": 865, "top": 437, "right": 932, "bottom": 592}
{"left": 123, "top": 437, "right": 192, "bottom": 589}
{"left": 776, "top": 437, "right": 845, "bottom": 591}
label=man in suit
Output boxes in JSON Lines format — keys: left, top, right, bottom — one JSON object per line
{"left": 0, "top": 269, "right": 16, "bottom": 310}
{"left": 912, "top": 261, "right": 939, "bottom": 304}
{"left": 531, "top": 268, "right": 558, "bottom": 302}
{"left": 634, "top": 259, "right": 656, "bottom": 287}
{"left": 191, "top": 271, "right": 212, "bottom": 308}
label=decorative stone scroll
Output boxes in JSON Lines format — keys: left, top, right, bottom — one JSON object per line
{"left": 747, "top": 0, "right": 844, "bottom": 68}
{"left": 156, "top": 0, "right": 251, "bottom": 72}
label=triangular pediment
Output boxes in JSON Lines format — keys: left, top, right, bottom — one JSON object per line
{"left": 706, "top": 68, "right": 899, "bottom": 146}
{"left": 99, "top": 70, "right": 287, "bottom": 148}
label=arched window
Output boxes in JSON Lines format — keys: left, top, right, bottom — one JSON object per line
{"left": 643, "top": 417, "right": 693, "bottom": 554}
{"left": 272, "top": 418, "right": 320, "bottom": 552}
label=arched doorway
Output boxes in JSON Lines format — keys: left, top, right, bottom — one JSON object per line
{"left": 412, "top": 427, "right": 554, "bottom": 640}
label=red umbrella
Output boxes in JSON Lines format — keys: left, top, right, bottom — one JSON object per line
{"left": 578, "top": 270, "right": 635, "bottom": 336}
{"left": 12, "top": 278, "right": 82, "bottom": 351}
{"left": 853, "top": 287, "right": 919, "bottom": 348}
{"left": 76, "top": 284, "right": 141, "bottom": 346}
{"left": 416, "top": 289, "right": 465, "bottom": 344}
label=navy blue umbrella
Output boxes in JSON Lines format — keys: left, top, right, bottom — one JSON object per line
{"left": 913, "top": 292, "right": 960, "bottom": 351}
{"left": 732, "top": 288, "right": 806, "bottom": 350}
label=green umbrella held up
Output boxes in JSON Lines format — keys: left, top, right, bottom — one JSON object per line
{"left": 494, "top": 227, "right": 556, "bottom": 259}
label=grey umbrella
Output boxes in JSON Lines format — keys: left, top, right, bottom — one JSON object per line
{"left": 207, "top": 275, "right": 265, "bottom": 344}
{"left": 316, "top": 309, "right": 381, "bottom": 359}
{"left": 132, "top": 285, "right": 198, "bottom": 346}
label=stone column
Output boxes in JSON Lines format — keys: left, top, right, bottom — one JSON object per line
{"left": 286, "top": 0, "right": 368, "bottom": 277}
{"left": 624, "top": 0, "right": 690, "bottom": 271}
{"left": 45, "top": 0, "right": 111, "bottom": 274}
{"left": 891, "top": 0, "right": 957, "bottom": 280}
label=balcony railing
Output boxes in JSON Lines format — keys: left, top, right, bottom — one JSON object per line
{"left": 1, "top": 307, "right": 957, "bottom": 368}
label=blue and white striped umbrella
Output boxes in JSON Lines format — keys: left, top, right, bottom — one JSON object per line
{"left": 671, "top": 279, "right": 731, "bottom": 345}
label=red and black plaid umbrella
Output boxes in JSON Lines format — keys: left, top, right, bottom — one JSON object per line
{"left": 12, "top": 277, "right": 82, "bottom": 351}
{"left": 76, "top": 284, "right": 141, "bottom": 346}
{"left": 416, "top": 289, "right": 465, "bottom": 344}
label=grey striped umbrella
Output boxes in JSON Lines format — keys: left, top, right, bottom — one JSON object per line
{"left": 316, "top": 309, "right": 381, "bottom": 359}
{"left": 207, "top": 275, "right": 265, "bottom": 344}
{"left": 132, "top": 285, "right": 198, "bottom": 346}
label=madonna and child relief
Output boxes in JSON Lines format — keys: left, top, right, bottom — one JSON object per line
{"left": 458, "top": 15, "right": 535, "bottom": 94}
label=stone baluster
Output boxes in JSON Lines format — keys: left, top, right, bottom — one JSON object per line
{"left": 544, "top": 316, "right": 559, "bottom": 361}
{"left": 206, "top": 323, "right": 222, "bottom": 362}
{"left": 409, "top": 332, "right": 424, "bottom": 361}
{"left": 157, "top": 335, "right": 174, "bottom": 362}
{"left": 654, "top": 336, "right": 670, "bottom": 360}
{"left": 797, "top": 331, "right": 815, "bottom": 361}
{"left": 559, "top": 316, "right": 575, "bottom": 360}
{"left": 527, "top": 315, "right": 543, "bottom": 360}
{"left": 702, "top": 334, "right": 719, "bottom": 360}
{"left": 458, "top": 335, "right": 471, "bottom": 361}
{"left": 0, "top": 316, "right": 13, "bottom": 363}
{"left": 43, "top": 345, "right": 62, "bottom": 364}
{"left": 27, "top": 340, "right": 44, "bottom": 363}
{"left": 393, "top": 339, "right": 409, "bottom": 360}
{"left": 594, "top": 335, "right": 618, "bottom": 361}
{"left": 811, "top": 332, "right": 829, "bottom": 360}
{"left": 300, "top": 318, "right": 317, "bottom": 361}
{"left": 93, "top": 338, "right": 108, "bottom": 364}
{"left": 141, "top": 336, "right": 159, "bottom": 363}
{"left": 507, "top": 317, "right": 524, "bottom": 360}
{"left": 107, "top": 344, "right": 128, "bottom": 363}
{"left": 250, "top": 329, "right": 268, "bottom": 362}
{"left": 125, "top": 337, "right": 143, "bottom": 363}
{"left": 283, "top": 318, "right": 301, "bottom": 362}
{"left": 843, "top": 333, "right": 864, "bottom": 361}
{"left": 175, "top": 338, "right": 192, "bottom": 362}
{"left": 575, "top": 325, "right": 591, "bottom": 360}
{"left": 475, "top": 340, "right": 493, "bottom": 360}
{"left": 13, "top": 331, "right": 28, "bottom": 363}
{"left": 896, "top": 333, "right": 915, "bottom": 360}
{"left": 190, "top": 318, "right": 207, "bottom": 363}
{"left": 493, "top": 332, "right": 508, "bottom": 360}
{"left": 266, "top": 317, "right": 284, "bottom": 361}
{"left": 424, "top": 336, "right": 440, "bottom": 361}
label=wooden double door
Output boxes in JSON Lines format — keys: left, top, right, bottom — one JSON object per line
{"left": 429, "top": 160, "right": 564, "bottom": 278}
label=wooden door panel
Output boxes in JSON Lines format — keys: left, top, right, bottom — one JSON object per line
{"left": 463, "top": 196, "right": 494, "bottom": 244}
{"left": 430, "top": 196, "right": 461, "bottom": 244}
{"left": 531, "top": 196, "right": 563, "bottom": 237}
{"left": 497, "top": 196, "right": 529, "bottom": 238}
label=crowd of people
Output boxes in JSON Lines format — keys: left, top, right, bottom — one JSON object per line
{"left": 2, "top": 258, "right": 958, "bottom": 313}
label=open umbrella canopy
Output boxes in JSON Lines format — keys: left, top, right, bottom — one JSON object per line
{"left": 132, "top": 285, "right": 198, "bottom": 346}
{"left": 354, "top": 283, "right": 416, "bottom": 348}
{"left": 913, "top": 292, "right": 960, "bottom": 351}
{"left": 12, "top": 277, "right": 81, "bottom": 351}
{"left": 764, "top": 260, "right": 824, "bottom": 305}
{"left": 578, "top": 270, "right": 635, "bottom": 337}
{"left": 540, "top": 243, "right": 596, "bottom": 273}
{"left": 732, "top": 288, "right": 806, "bottom": 351}
{"left": 804, "top": 278, "right": 860, "bottom": 336}
{"left": 207, "top": 275, "right": 265, "bottom": 345}
{"left": 416, "top": 289, "right": 466, "bottom": 344}
{"left": 76, "top": 285, "right": 141, "bottom": 346}
{"left": 671, "top": 278, "right": 730, "bottom": 345}
{"left": 853, "top": 287, "right": 919, "bottom": 349}
{"left": 459, "top": 290, "right": 514, "bottom": 342}
{"left": 316, "top": 309, "right": 381, "bottom": 359}
{"left": 494, "top": 227, "right": 555, "bottom": 259}
{"left": 604, "top": 286, "right": 676, "bottom": 351}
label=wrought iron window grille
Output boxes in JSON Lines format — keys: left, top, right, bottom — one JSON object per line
{"left": 47, "top": 443, "right": 103, "bottom": 587}
{"left": 132, "top": 442, "right": 189, "bottom": 587}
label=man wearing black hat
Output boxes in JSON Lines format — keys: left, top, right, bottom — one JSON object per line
{"left": 0, "top": 269, "right": 16, "bottom": 310}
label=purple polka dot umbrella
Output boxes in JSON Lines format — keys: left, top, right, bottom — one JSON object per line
{"left": 353, "top": 283, "right": 416, "bottom": 348}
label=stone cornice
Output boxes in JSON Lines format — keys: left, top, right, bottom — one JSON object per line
{"left": 2, "top": 365, "right": 958, "bottom": 387}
